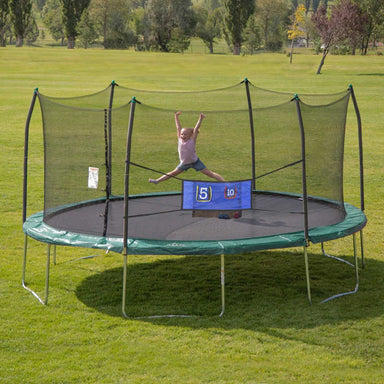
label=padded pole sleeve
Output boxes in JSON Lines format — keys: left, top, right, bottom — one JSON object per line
{"left": 294, "top": 97, "right": 309, "bottom": 245}
{"left": 23, "top": 90, "right": 38, "bottom": 223}
{"left": 244, "top": 79, "right": 256, "bottom": 190}
{"left": 349, "top": 85, "right": 364, "bottom": 212}
{"left": 123, "top": 98, "right": 137, "bottom": 255}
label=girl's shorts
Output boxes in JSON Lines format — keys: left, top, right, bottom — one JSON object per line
{"left": 177, "top": 158, "right": 206, "bottom": 171}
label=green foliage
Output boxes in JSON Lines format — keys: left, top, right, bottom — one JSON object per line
{"left": 10, "top": 0, "right": 33, "bottom": 46}
{"left": 103, "top": 6, "right": 136, "bottom": 49}
{"left": 242, "top": 14, "right": 261, "bottom": 54}
{"left": 60, "top": 0, "right": 90, "bottom": 48}
{"left": 42, "top": 0, "right": 65, "bottom": 44}
{"left": 167, "top": 27, "right": 190, "bottom": 52}
{"left": 77, "top": 8, "right": 98, "bottom": 48}
{"left": 145, "top": 0, "right": 195, "bottom": 52}
{"left": 256, "top": 0, "right": 291, "bottom": 52}
{"left": 223, "top": 0, "right": 255, "bottom": 54}
{"left": 194, "top": 4, "right": 222, "bottom": 53}
{"left": 0, "top": 0, "right": 10, "bottom": 46}
{"left": 25, "top": 16, "right": 39, "bottom": 45}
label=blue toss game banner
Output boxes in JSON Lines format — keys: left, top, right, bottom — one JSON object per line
{"left": 182, "top": 180, "right": 252, "bottom": 210}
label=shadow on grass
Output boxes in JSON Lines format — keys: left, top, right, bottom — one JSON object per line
{"left": 357, "top": 73, "right": 384, "bottom": 76}
{"left": 75, "top": 250, "right": 383, "bottom": 329}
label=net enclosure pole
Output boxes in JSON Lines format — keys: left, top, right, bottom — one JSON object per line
{"left": 122, "top": 97, "right": 137, "bottom": 318}
{"left": 349, "top": 85, "right": 364, "bottom": 212}
{"left": 107, "top": 81, "right": 117, "bottom": 197}
{"left": 294, "top": 95, "right": 309, "bottom": 244}
{"left": 295, "top": 95, "right": 311, "bottom": 304}
{"left": 243, "top": 78, "right": 256, "bottom": 190}
{"left": 22, "top": 89, "right": 52, "bottom": 306}
{"left": 123, "top": 97, "right": 137, "bottom": 254}
{"left": 349, "top": 85, "right": 365, "bottom": 268}
{"left": 102, "top": 82, "right": 117, "bottom": 236}
{"left": 23, "top": 89, "right": 38, "bottom": 223}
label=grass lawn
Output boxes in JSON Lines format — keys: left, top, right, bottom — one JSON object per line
{"left": 0, "top": 46, "right": 383, "bottom": 383}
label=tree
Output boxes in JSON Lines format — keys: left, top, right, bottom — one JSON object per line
{"left": 10, "top": 0, "right": 33, "bottom": 46}
{"left": 288, "top": 4, "right": 306, "bottom": 63}
{"left": 331, "top": 0, "right": 368, "bottom": 55}
{"left": 25, "top": 16, "right": 38, "bottom": 45}
{"left": 256, "top": 0, "right": 290, "bottom": 51}
{"left": 61, "top": 0, "right": 90, "bottom": 48}
{"left": 104, "top": 8, "right": 136, "bottom": 49}
{"left": 194, "top": 5, "right": 222, "bottom": 53}
{"left": 312, "top": 1, "right": 369, "bottom": 74}
{"left": 77, "top": 8, "right": 98, "bottom": 48}
{"left": 42, "top": 0, "right": 65, "bottom": 45}
{"left": 242, "top": 14, "right": 261, "bottom": 54}
{"left": 145, "top": 0, "right": 195, "bottom": 52}
{"left": 0, "top": 0, "right": 10, "bottom": 46}
{"left": 129, "top": 7, "right": 152, "bottom": 50}
{"left": 167, "top": 26, "right": 190, "bottom": 52}
{"left": 312, "top": 5, "right": 333, "bottom": 74}
{"left": 358, "top": 0, "right": 384, "bottom": 54}
{"left": 89, "top": 0, "right": 131, "bottom": 48}
{"left": 223, "top": 0, "right": 255, "bottom": 55}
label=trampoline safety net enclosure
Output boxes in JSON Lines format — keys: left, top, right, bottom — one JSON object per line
{"left": 22, "top": 79, "right": 367, "bottom": 312}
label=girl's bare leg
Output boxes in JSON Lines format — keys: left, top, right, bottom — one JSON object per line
{"left": 149, "top": 168, "right": 183, "bottom": 184}
{"left": 201, "top": 168, "right": 225, "bottom": 182}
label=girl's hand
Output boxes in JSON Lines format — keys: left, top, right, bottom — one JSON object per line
{"left": 175, "top": 111, "right": 182, "bottom": 116}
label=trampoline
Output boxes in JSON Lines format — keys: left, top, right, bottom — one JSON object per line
{"left": 22, "top": 79, "right": 367, "bottom": 317}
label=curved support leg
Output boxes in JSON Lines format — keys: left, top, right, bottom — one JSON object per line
{"left": 320, "top": 233, "right": 359, "bottom": 303}
{"left": 121, "top": 254, "right": 211, "bottom": 319}
{"left": 321, "top": 242, "right": 355, "bottom": 267}
{"left": 22, "top": 235, "right": 51, "bottom": 305}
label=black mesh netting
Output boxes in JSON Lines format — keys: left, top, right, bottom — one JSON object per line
{"left": 38, "top": 81, "right": 351, "bottom": 239}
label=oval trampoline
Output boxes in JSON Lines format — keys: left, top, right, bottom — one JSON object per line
{"left": 22, "top": 80, "right": 367, "bottom": 317}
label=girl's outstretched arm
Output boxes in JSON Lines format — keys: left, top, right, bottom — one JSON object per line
{"left": 175, "top": 111, "right": 182, "bottom": 138}
{"left": 193, "top": 113, "right": 205, "bottom": 140}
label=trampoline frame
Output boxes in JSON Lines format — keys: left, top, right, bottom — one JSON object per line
{"left": 22, "top": 80, "right": 367, "bottom": 318}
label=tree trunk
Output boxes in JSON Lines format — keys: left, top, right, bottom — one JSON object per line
{"left": 233, "top": 41, "right": 240, "bottom": 55}
{"left": 289, "top": 39, "right": 294, "bottom": 64}
{"left": 16, "top": 35, "right": 23, "bottom": 47}
{"left": 67, "top": 36, "right": 75, "bottom": 49}
{"left": 316, "top": 49, "right": 328, "bottom": 74}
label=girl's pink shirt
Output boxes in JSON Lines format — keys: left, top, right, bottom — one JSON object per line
{"left": 178, "top": 138, "right": 198, "bottom": 164}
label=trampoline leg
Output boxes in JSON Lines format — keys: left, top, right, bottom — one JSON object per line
{"left": 122, "top": 254, "right": 129, "bottom": 319}
{"left": 360, "top": 230, "right": 365, "bottom": 269}
{"left": 304, "top": 246, "right": 312, "bottom": 304}
{"left": 22, "top": 235, "right": 51, "bottom": 305}
{"left": 354, "top": 233, "right": 360, "bottom": 289}
{"left": 219, "top": 254, "right": 225, "bottom": 317}
{"left": 53, "top": 245, "right": 57, "bottom": 265}
{"left": 320, "top": 233, "right": 359, "bottom": 303}
{"left": 321, "top": 242, "right": 355, "bottom": 267}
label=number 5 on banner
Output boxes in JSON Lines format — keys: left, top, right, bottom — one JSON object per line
{"left": 196, "top": 186, "right": 212, "bottom": 202}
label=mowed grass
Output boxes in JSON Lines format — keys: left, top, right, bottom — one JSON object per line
{"left": 0, "top": 46, "right": 383, "bottom": 383}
